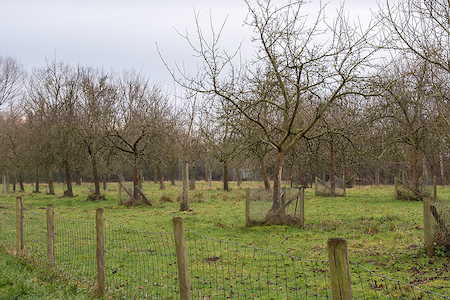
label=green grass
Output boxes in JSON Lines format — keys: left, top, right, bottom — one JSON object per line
{"left": 0, "top": 245, "right": 95, "bottom": 299}
{"left": 1, "top": 181, "right": 450, "bottom": 298}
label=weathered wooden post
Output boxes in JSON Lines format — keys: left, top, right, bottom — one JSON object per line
{"left": 46, "top": 204, "right": 55, "bottom": 267}
{"left": 15, "top": 197, "right": 23, "bottom": 254}
{"left": 173, "top": 217, "right": 191, "bottom": 300}
{"left": 423, "top": 198, "right": 433, "bottom": 256}
{"left": 281, "top": 187, "right": 286, "bottom": 214}
{"left": 95, "top": 208, "right": 106, "bottom": 298}
{"left": 433, "top": 175, "right": 437, "bottom": 201}
{"left": 245, "top": 189, "right": 250, "bottom": 227}
{"left": 327, "top": 237, "right": 352, "bottom": 300}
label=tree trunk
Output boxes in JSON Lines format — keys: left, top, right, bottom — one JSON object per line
{"left": 268, "top": 151, "right": 286, "bottom": 215}
{"left": 223, "top": 160, "right": 229, "bottom": 191}
{"left": 413, "top": 148, "right": 420, "bottom": 194}
{"left": 157, "top": 163, "right": 165, "bottom": 190}
{"left": 180, "top": 157, "right": 190, "bottom": 211}
{"left": 171, "top": 166, "right": 175, "bottom": 186}
{"left": 329, "top": 140, "right": 335, "bottom": 195}
{"left": 92, "top": 157, "right": 100, "bottom": 196}
{"left": 76, "top": 171, "right": 81, "bottom": 185}
{"left": 35, "top": 165, "right": 40, "bottom": 193}
{"left": 190, "top": 166, "right": 196, "bottom": 190}
{"left": 208, "top": 166, "right": 212, "bottom": 187}
{"left": 64, "top": 160, "right": 73, "bottom": 197}
{"left": 261, "top": 157, "right": 271, "bottom": 191}
{"left": 46, "top": 167, "right": 54, "bottom": 195}
{"left": 19, "top": 174, "right": 25, "bottom": 192}
{"left": 236, "top": 167, "right": 241, "bottom": 187}
{"left": 133, "top": 153, "right": 139, "bottom": 202}
{"left": 12, "top": 173, "right": 16, "bottom": 192}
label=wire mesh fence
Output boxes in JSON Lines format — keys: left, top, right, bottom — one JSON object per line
{"left": 350, "top": 261, "right": 450, "bottom": 299}
{"left": 23, "top": 207, "right": 47, "bottom": 261}
{"left": 247, "top": 188, "right": 304, "bottom": 225}
{"left": 104, "top": 219, "right": 178, "bottom": 299}
{"left": 0, "top": 198, "right": 450, "bottom": 299}
{"left": 185, "top": 229, "right": 330, "bottom": 299}
{"left": 53, "top": 213, "right": 97, "bottom": 285}
{"left": 395, "top": 176, "right": 437, "bottom": 201}
{"left": 0, "top": 201, "right": 15, "bottom": 245}
{"left": 315, "top": 177, "right": 346, "bottom": 197}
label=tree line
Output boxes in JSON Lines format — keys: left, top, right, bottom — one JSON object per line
{"left": 1, "top": 0, "right": 450, "bottom": 223}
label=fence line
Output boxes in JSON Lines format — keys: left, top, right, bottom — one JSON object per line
{"left": 0, "top": 198, "right": 449, "bottom": 299}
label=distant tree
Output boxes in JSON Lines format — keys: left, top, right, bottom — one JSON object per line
{"left": 108, "top": 72, "right": 172, "bottom": 205}
{"left": 0, "top": 56, "right": 24, "bottom": 108}
{"left": 373, "top": 58, "right": 433, "bottom": 196}
{"left": 76, "top": 67, "right": 116, "bottom": 198}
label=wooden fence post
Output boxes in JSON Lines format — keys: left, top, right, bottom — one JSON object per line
{"left": 327, "top": 237, "right": 352, "bottom": 300}
{"left": 423, "top": 198, "right": 433, "bottom": 256}
{"left": 245, "top": 189, "right": 250, "bottom": 227}
{"left": 173, "top": 217, "right": 191, "bottom": 300}
{"left": 95, "top": 208, "right": 106, "bottom": 298}
{"left": 299, "top": 188, "right": 305, "bottom": 228}
{"left": 281, "top": 187, "right": 286, "bottom": 214}
{"left": 46, "top": 204, "right": 54, "bottom": 267}
{"left": 15, "top": 197, "right": 23, "bottom": 254}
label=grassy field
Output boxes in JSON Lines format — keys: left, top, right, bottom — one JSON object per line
{"left": 0, "top": 180, "right": 449, "bottom": 298}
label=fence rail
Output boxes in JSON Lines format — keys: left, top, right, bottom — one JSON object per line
{"left": 0, "top": 197, "right": 449, "bottom": 299}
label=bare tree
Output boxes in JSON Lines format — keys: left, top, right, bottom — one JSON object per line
{"left": 77, "top": 67, "right": 116, "bottom": 198}
{"left": 108, "top": 72, "right": 172, "bottom": 205}
{"left": 0, "top": 56, "right": 24, "bottom": 108}
{"left": 165, "top": 0, "right": 379, "bottom": 222}
{"left": 382, "top": 0, "right": 450, "bottom": 74}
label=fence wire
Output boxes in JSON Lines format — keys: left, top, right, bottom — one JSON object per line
{"left": 350, "top": 261, "right": 450, "bottom": 300}
{"left": 1, "top": 199, "right": 449, "bottom": 299}
{"left": 316, "top": 177, "right": 346, "bottom": 197}
{"left": 104, "top": 219, "right": 178, "bottom": 299}
{"left": 53, "top": 213, "right": 96, "bottom": 286}
{"left": 185, "top": 229, "right": 330, "bottom": 299}
{"left": 248, "top": 188, "right": 302, "bottom": 225}
{"left": 23, "top": 206, "right": 47, "bottom": 261}
{"left": 0, "top": 201, "right": 15, "bottom": 245}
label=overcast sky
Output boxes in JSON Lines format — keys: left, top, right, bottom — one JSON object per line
{"left": 1, "top": 0, "right": 381, "bottom": 87}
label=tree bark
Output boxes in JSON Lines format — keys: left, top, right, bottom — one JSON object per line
{"left": 329, "top": 140, "right": 335, "bottom": 195}
{"left": 92, "top": 157, "right": 100, "bottom": 196}
{"left": 261, "top": 157, "right": 271, "bottom": 191}
{"left": 35, "top": 165, "right": 40, "bottom": 193}
{"left": 133, "top": 153, "right": 139, "bottom": 202}
{"left": 12, "top": 173, "right": 16, "bottom": 192}
{"left": 171, "top": 166, "right": 175, "bottom": 186}
{"left": 19, "top": 174, "right": 25, "bottom": 192}
{"left": 413, "top": 148, "right": 420, "bottom": 194}
{"left": 64, "top": 160, "right": 73, "bottom": 197}
{"left": 268, "top": 151, "right": 286, "bottom": 215}
{"left": 236, "top": 167, "right": 241, "bottom": 187}
{"left": 46, "top": 167, "right": 54, "bottom": 195}
{"left": 180, "top": 157, "right": 190, "bottom": 211}
{"left": 223, "top": 160, "right": 229, "bottom": 191}
{"left": 157, "top": 163, "right": 165, "bottom": 190}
